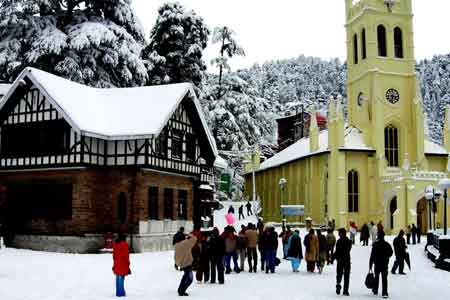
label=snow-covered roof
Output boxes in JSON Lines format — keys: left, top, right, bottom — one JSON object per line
{"left": 425, "top": 139, "right": 448, "bottom": 156}
{"left": 257, "top": 126, "right": 374, "bottom": 172}
{"left": 214, "top": 156, "right": 228, "bottom": 169}
{"left": 0, "top": 67, "right": 218, "bottom": 157}
{"left": 0, "top": 83, "right": 12, "bottom": 99}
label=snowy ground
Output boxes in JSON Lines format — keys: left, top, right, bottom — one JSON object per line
{"left": 1, "top": 234, "right": 449, "bottom": 300}
{"left": 213, "top": 200, "right": 259, "bottom": 230}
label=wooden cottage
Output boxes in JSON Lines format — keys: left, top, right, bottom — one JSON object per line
{"left": 0, "top": 67, "right": 218, "bottom": 252}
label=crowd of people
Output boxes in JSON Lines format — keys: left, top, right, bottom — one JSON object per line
{"left": 111, "top": 219, "right": 419, "bottom": 298}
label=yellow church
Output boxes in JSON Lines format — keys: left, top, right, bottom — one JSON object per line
{"left": 245, "top": 0, "right": 450, "bottom": 234}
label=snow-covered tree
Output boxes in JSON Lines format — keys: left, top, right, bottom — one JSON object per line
{"left": 0, "top": 0, "right": 147, "bottom": 87}
{"left": 210, "top": 26, "right": 245, "bottom": 99}
{"left": 142, "top": 2, "right": 209, "bottom": 88}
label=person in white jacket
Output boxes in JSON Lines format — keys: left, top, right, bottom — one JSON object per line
{"left": 370, "top": 221, "right": 378, "bottom": 244}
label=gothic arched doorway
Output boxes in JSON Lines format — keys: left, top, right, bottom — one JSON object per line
{"left": 417, "top": 198, "right": 428, "bottom": 234}
{"left": 390, "top": 197, "right": 397, "bottom": 230}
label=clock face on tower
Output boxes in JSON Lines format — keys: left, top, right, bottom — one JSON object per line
{"left": 386, "top": 89, "right": 400, "bottom": 104}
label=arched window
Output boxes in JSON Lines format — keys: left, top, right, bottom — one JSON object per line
{"left": 377, "top": 25, "right": 387, "bottom": 57}
{"left": 353, "top": 34, "right": 359, "bottom": 64}
{"left": 348, "top": 170, "right": 359, "bottom": 213}
{"left": 384, "top": 126, "right": 399, "bottom": 167}
{"left": 361, "top": 29, "right": 367, "bottom": 59}
{"left": 118, "top": 192, "right": 127, "bottom": 224}
{"left": 394, "top": 27, "right": 403, "bottom": 58}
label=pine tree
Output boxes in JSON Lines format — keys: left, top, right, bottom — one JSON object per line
{"left": 0, "top": 0, "right": 147, "bottom": 87}
{"left": 210, "top": 26, "right": 245, "bottom": 99}
{"left": 142, "top": 2, "right": 209, "bottom": 88}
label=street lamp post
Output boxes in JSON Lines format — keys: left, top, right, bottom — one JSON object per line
{"left": 438, "top": 179, "right": 450, "bottom": 236}
{"left": 425, "top": 186, "right": 434, "bottom": 232}
{"left": 279, "top": 178, "right": 287, "bottom": 228}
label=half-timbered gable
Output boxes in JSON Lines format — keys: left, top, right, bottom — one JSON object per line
{"left": 0, "top": 68, "right": 218, "bottom": 253}
{"left": 0, "top": 68, "right": 217, "bottom": 181}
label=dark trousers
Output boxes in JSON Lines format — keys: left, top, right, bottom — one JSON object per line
{"left": 412, "top": 233, "right": 416, "bottom": 245}
{"left": 373, "top": 266, "right": 388, "bottom": 296}
{"left": 265, "top": 250, "right": 276, "bottom": 273}
{"left": 247, "top": 247, "right": 258, "bottom": 271}
{"left": 259, "top": 248, "right": 266, "bottom": 270}
{"left": 247, "top": 208, "right": 253, "bottom": 216}
{"left": 239, "top": 212, "right": 245, "bottom": 220}
{"left": 417, "top": 234, "right": 421, "bottom": 244}
{"left": 391, "top": 256, "right": 405, "bottom": 274}
{"left": 406, "top": 234, "right": 411, "bottom": 245}
{"left": 210, "top": 257, "right": 224, "bottom": 284}
{"left": 327, "top": 248, "right": 335, "bottom": 264}
{"left": 196, "top": 257, "right": 210, "bottom": 282}
{"left": 363, "top": 239, "right": 369, "bottom": 246}
{"left": 178, "top": 266, "right": 193, "bottom": 295}
{"left": 306, "top": 260, "right": 316, "bottom": 272}
{"left": 336, "top": 260, "right": 351, "bottom": 293}
{"left": 225, "top": 251, "right": 239, "bottom": 272}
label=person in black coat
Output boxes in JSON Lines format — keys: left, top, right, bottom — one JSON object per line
{"left": 391, "top": 230, "right": 407, "bottom": 275}
{"left": 411, "top": 224, "right": 417, "bottom": 245}
{"left": 228, "top": 205, "right": 235, "bottom": 214}
{"left": 264, "top": 226, "right": 278, "bottom": 273}
{"left": 360, "top": 223, "right": 370, "bottom": 246}
{"left": 172, "top": 227, "right": 185, "bottom": 270}
{"left": 334, "top": 228, "right": 352, "bottom": 296}
{"left": 369, "top": 230, "right": 393, "bottom": 298}
{"left": 209, "top": 227, "right": 225, "bottom": 284}
{"left": 238, "top": 205, "right": 245, "bottom": 220}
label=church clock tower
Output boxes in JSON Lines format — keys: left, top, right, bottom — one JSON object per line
{"left": 345, "top": 0, "right": 425, "bottom": 168}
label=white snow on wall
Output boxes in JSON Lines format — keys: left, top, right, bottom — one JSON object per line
{"left": 425, "top": 139, "right": 448, "bottom": 155}
{"left": 0, "top": 83, "right": 11, "bottom": 99}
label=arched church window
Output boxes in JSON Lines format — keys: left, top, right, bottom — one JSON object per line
{"left": 348, "top": 170, "right": 359, "bottom": 213}
{"left": 384, "top": 126, "right": 399, "bottom": 167}
{"left": 353, "top": 34, "right": 359, "bottom": 64}
{"left": 394, "top": 27, "right": 404, "bottom": 58}
{"left": 377, "top": 25, "right": 387, "bottom": 57}
{"left": 362, "top": 29, "right": 367, "bottom": 59}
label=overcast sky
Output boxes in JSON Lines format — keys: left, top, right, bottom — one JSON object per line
{"left": 132, "top": 0, "right": 449, "bottom": 71}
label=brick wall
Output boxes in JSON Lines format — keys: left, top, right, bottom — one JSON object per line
{"left": 0, "top": 167, "right": 195, "bottom": 235}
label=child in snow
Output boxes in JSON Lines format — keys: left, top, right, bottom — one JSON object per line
{"left": 112, "top": 233, "right": 130, "bottom": 298}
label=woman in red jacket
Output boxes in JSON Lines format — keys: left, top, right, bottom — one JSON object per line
{"left": 112, "top": 233, "right": 130, "bottom": 297}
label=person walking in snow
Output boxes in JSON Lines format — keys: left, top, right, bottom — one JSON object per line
{"left": 175, "top": 235, "right": 198, "bottom": 296}
{"left": 209, "top": 228, "right": 225, "bottom": 284}
{"left": 317, "top": 229, "right": 328, "bottom": 273}
{"left": 406, "top": 225, "right": 412, "bottom": 245}
{"left": 391, "top": 230, "right": 407, "bottom": 275}
{"left": 173, "top": 227, "right": 186, "bottom": 270}
{"left": 349, "top": 222, "right": 357, "bottom": 245}
{"left": 286, "top": 230, "right": 303, "bottom": 272}
{"left": 264, "top": 226, "right": 279, "bottom": 273}
{"left": 304, "top": 228, "right": 319, "bottom": 273}
{"left": 112, "top": 233, "right": 130, "bottom": 298}
{"left": 222, "top": 226, "right": 240, "bottom": 274}
{"left": 369, "top": 230, "right": 393, "bottom": 298}
{"left": 361, "top": 223, "right": 370, "bottom": 246}
{"left": 326, "top": 228, "right": 336, "bottom": 265}
{"left": 370, "top": 221, "right": 378, "bottom": 244}
{"left": 236, "top": 225, "right": 248, "bottom": 271}
{"left": 246, "top": 201, "right": 253, "bottom": 216}
{"left": 245, "top": 223, "right": 259, "bottom": 272}
{"left": 195, "top": 234, "right": 210, "bottom": 283}
{"left": 411, "top": 224, "right": 417, "bottom": 245}
{"left": 238, "top": 205, "right": 245, "bottom": 220}
{"left": 279, "top": 225, "right": 292, "bottom": 259}
{"left": 258, "top": 227, "right": 267, "bottom": 271}
{"left": 334, "top": 228, "right": 352, "bottom": 296}
{"left": 228, "top": 205, "right": 235, "bottom": 214}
